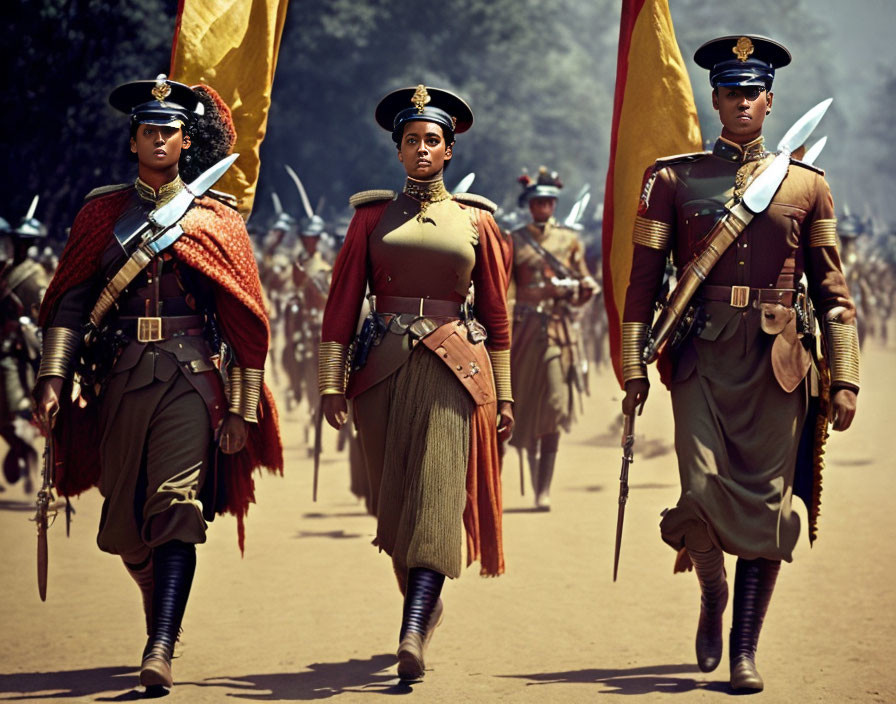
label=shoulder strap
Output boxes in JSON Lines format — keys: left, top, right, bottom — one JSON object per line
{"left": 515, "top": 225, "right": 577, "bottom": 281}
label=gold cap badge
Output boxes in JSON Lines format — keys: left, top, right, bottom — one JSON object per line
{"left": 733, "top": 37, "right": 754, "bottom": 62}
{"left": 411, "top": 84, "right": 430, "bottom": 114}
{"left": 152, "top": 74, "right": 172, "bottom": 102}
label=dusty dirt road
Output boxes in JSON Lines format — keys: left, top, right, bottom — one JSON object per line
{"left": 1, "top": 345, "right": 893, "bottom": 703}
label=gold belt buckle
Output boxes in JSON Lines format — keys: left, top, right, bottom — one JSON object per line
{"left": 730, "top": 286, "right": 750, "bottom": 308}
{"left": 137, "top": 316, "right": 163, "bottom": 342}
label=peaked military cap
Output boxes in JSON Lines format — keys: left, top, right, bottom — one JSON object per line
{"left": 517, "top": 166, "right": 563, "bottom": 208}
{"left": 695, "top": 35, "right": 791, "bottom": 89}
{"left": 376, "top": 85, "right": 473, "bottom": 144}
{"left": 109, "top": 74, "right": 204, "bottom": 128}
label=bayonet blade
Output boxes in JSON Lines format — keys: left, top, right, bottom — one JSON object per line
{"left": 285, "top": 165, "right": 315, "bottom": 219}
{"left": 776, "top": 98, "right": 832, "bottom": 155}
{"left": 802, "top": 136, "right": 827, "bottom": 166}
{"left": 150, "top": 153, "right": 239, "bottom": 230}
{"left": 742, "top": 152, "right": 791, "bottom": 213}
{"left": 452, "top": 172, "right": 475, "bottom": 194}
{"left": 613, "top": 413, "right": 635, "bottom": 582}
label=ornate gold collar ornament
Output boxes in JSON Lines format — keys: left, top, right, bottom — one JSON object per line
{"left": 135, "top": 175, "right": 184, "bottom": 206}
{"left": 733, "top": 37, "right": 754, "bottom": 62}
{"left": 403, "top": 176, "right": 450, "bottom": 204}
{"left": 152, "top": 74, "right": 172, "bottom": 103}
{"left": 411, "top": 84, "right": 431, "bottom": 115}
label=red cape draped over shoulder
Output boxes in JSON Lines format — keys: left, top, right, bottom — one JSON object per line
{"left": 322, "top": 198, "right": 506, "bottom": 575}
{"left": 40, "top": 188, "right": 283, "bottom": 552}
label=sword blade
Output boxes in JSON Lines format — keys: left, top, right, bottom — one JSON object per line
{"left": 285, "top": 164, "right": 315, "bottom": 219}
{"left": 37, "top": 516, "right": 48, "bottom": 601}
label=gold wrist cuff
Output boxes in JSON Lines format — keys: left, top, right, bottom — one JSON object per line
{"left": 37, "top": 327, "right": 81, "bottom": 380}
{"left": 228, "top": 367, "right": 264, "bottom": 423}
{"left": 632, "top": 216, "right": 672, "bottom": 250}
{"left": 488, "top": 348, "right": 513, "bottom": 402}
{"left": 825, "top": 321, "right": 860, "bottom": 388}
{"left": 622, "top": 322, "right": 649, "bottom": 382}
{"left": 318, "top": 341, "right": 348, "bottom": 396}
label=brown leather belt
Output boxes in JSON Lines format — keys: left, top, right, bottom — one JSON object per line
{"left": 118, "top": 315, "right": 205, "bottom": 342}
{"left": 701, "top": 285, "right": 794, "bottom": 308}
{"left": 370, "top": 294, "right": 463, "bottom": 318}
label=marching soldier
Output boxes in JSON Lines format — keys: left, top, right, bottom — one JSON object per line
{"left": 508, "top": 167, "right": 597, "bottom": 509}
{"left": 32, "top": 76, "right": 281, "bottom": 690}
{"left": 1, "top": 211, "right": 47, "bottom": 490}
{"left": 621, "top": 36, "right": 859, "bottom": 692}
{"left": 293, "top": 214, "right": 331, "bottom": 434}
{"left": 319, "top": 85, "right": 512, "bottom": 680}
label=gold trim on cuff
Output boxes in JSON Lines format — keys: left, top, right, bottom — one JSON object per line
{"left": 825, "top": 321, "right": 860, "bottom": 388}
{"left": 37, "top": 327, "right": 81, "bottom": 380}
{"left": 622, "top": 322, "right": 649, "bottom": 382}
{"left": 809, "top": 219, "right": 838, "bottom": 247}
{"left": 488, "top": 348, "right": 513, "bottom": 402}
{"left": 318, "top": 341, "right": 348, "bottom": 396}
{"left": 632, "top": 216, "right": 672, "bottom": 250}
{"left": 228, "top": 367, "right": 264, "bottom": 423}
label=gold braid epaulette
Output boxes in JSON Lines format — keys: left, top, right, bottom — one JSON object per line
{"left": 228, "top": 367, "right": 264, "bottom": 423}
{"left": 319, "top": 341, "right": 349, "bottom": 395}
{"left": 488, "top": 349, "right": 513, "bottom": 402}
{"left": 83, "top": 184, "right": 131, "bottom": 202}
{"left": 349, "top": 190, "right": 396, "bottom": 209}
{"left": 453, "top": 193, "right": 497, "bottom": 213}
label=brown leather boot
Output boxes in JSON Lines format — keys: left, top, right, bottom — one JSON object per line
{"left": 729, "top": 557, "right": 780, "bottom": 692}
{"left": 688, "top": 546, "right": 728, "bottom": 672}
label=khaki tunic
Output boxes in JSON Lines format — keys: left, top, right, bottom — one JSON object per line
{"left": 623, "top": 136, "right": 856, "bottom": 561}
{"left": 508, "top": 221, "right": 593, "bottom": 449}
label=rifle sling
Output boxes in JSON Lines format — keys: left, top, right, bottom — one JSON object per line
{"left": 516, "top": 226, "right": 578, "bottom": 281}
{"left": 88, "top": 222, "right": 189, "bottom": 330}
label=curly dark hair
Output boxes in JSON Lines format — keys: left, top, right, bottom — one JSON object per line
{"left": 179, "top": 84, "right": 237, "bottom": 182}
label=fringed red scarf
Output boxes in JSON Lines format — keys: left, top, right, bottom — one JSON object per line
{"left": 41, "top": 188, "right": 283, "bottom": 553}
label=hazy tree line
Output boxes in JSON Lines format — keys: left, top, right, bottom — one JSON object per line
{"left": 3, "top": 0, "right": 891, "bottom": 238}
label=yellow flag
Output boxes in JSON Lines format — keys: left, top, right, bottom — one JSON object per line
{"left": 602, "top": 0, "right": 702, "bottom": 386}
{"left": 170, "top": 0, "right": 289, "bottom": 218}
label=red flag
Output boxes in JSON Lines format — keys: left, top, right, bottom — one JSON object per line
{"left": 602, "top": 0, "right": 702, "bottom": 387}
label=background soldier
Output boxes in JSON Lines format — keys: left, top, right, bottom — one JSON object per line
{"left": 508, "top": 167, "right": 597, "bottom": 509}
{"left": 0, "top": 206, "right": 48, "bottom": 491}
{"left": 621, "top": 36, "right": 859, "bottom": 692}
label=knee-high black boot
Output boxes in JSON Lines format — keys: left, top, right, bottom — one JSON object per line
{"left": 729, "top": 557, "right": 780, "bottom": 692}
{"left": 123, "top": 554, "right": 154, "bottom": 636}
{"left": 687, "top": 546, "right": 728, "bottom": 672}
{"left": 397, "top": 567, "right": 445, "bottom": 681}
{"left": 140, "top": 541, "right": 196, "bottom": 688}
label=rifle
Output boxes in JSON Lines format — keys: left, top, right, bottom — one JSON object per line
{"left": 517, "top": 446, "right": 525, "bottom": 496}
{"left": 312, "top": 403, "right": 323, "bottom": 502}
{"left": 613, "top": 412, "right": 636, "bottom": 582}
